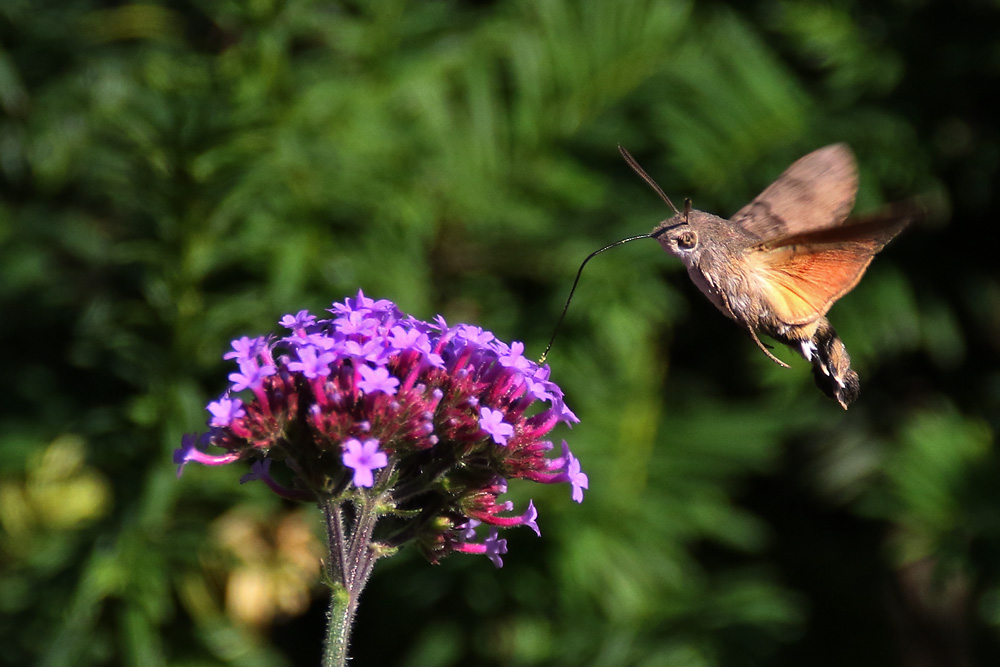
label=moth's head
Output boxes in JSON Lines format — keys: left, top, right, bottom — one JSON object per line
{"left": 650, "top": 199, "right": 716, "bottom": 266}
{"left": 651, "top": 217, "right": 698, "bottom": 262}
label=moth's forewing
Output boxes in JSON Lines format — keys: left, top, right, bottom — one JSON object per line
{"left": 730, "top": 144, "right": 859, "bottom": 241}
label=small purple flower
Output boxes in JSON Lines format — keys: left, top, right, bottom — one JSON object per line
{"left": 479, "top": 407, "right": 514, "bottom": 445}
{"left": 331, "top": 289, "right": 395, "bottom": 316}
{"left": 335, "top": 310, "right": 379, "bottom": 336}
{"left": 342, "top": 438, "right": 388, "bottom": 488}
{"left": 498, "top": 341, "right": 531, "bottom": 371}
{"left": 240, "top": 457, "right": 271, "bottom": 484}
{"left": 455, "top": 324, "right": 494, "bottom": 346}
{"left": 524, "top": 375, "right": 554, "bottom": 402}
{"left": 287, "top": 346, "right": 335, "bottom": 379}
{"left": 565, "top": 453, "right": 589, "bottom": 503}
{"left": 387, "top": 325, "right": 425, "bottom": 352}
{"left": 228, "top": 359, "right": 276, "bottom": 391}
{"left": 484, "top": 530, "right": 508, "bottom": 568}
{"left": 487, "top": 499, "right": 545, "bottom": 537}
{"left": 357, "top": 365, "right": 400, "bottom": 395}
{"left": 451, "top": 526, "right": 510, "bottom": 568}
{"left": 430, "top": 314, "right": 449, "bottom": 332}
{"left": 343, "top": 338, "right": 390, "bottom": 364}
{"left": 207, "top": 397, "right": 245, "bottom": 427}
{"left": 173, "top": 434, "right": 240, "bottom": 477}
{"left": 280, "top": 310, "right": 317, "bottom": 331}
{"left": 223, "top": 336, "right": 267, "bottom": 363}
{"left": 456, "top": 520, "right": 480, "bottom": 542}
{"left": 521, "top": 500, "right": 540, "bottom": 536}
{"left": 558, "top": 402, "right": 580, "bottom": 425}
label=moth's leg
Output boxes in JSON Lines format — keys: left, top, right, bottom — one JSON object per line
{"left": 746, "top": 326, "right": 790, "bottom": 368}
{"left": 716, "top": 289, "right": 791, "bottom": 368}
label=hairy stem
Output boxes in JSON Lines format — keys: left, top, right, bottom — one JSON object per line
{"left": 320, "top": 494, "right": 382, "bottom": 667}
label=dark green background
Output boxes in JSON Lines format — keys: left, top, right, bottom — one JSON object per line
{"left": 2, "top": 1, "right": 998, "bottom": 665}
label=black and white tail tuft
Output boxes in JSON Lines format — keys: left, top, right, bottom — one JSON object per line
{"left": 799, "top": 318, "right": 860, "bottom": 410}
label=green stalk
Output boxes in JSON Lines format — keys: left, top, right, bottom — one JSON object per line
{"left": 320, "top": 495, "right": 382, "bottom": 667}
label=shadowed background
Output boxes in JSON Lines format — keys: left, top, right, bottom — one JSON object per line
{"left": 2, "top": 1, "right": 998, "bottom": 665}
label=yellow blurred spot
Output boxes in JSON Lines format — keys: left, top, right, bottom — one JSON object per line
{"left": 82, "top": 4, "right": 182, "bottom": 44}
{"left": 0, "top": 435, "right": 111, "bottom": 547}
{"left": 210, "top": 508, "right": 323, "bottom": 629}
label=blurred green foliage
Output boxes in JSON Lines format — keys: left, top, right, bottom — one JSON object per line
{"left": 2, "top": 0, "right": 998, "bottom": 665}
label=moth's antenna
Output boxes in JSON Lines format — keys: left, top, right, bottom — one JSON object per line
{"left": 618, "top": 145, "right": 681, "bottom": 216}
{"left": 683, "top": 197, "right": 692, "bottom": 224}
{"left": 538, "top": 234, "right": 652, "bottom": 364}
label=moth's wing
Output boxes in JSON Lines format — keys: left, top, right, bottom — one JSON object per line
{"left": 746, "top": 208, "right": 912, "bottom": 326}
{"left": 731, "top": 144, "right": 858, "bottom": 240}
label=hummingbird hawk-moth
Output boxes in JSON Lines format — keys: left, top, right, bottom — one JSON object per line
{"left": 626, "top": 143, "right": 913, "bottom": 409}
{"left": 540, "top": 144, "right": 913, "bottom": 409}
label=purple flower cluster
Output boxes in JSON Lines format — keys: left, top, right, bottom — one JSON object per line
{"left": 176, "top": 291, "right": 587, "bottom": 567}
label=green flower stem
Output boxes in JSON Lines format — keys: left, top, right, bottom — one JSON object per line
{"left": 320, "top": 495, "right": 381, "bottom": 667}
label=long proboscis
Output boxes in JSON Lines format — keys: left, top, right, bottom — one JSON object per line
{"left": 538, "top": 146, "right": 677, "bottom": 364}
{"left": 537, "top": 234, "right": 652, "bottom": 364}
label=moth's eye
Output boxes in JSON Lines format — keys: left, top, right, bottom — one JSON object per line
{"left": 677, "top": 230, "right": 698, "bottom": 249}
